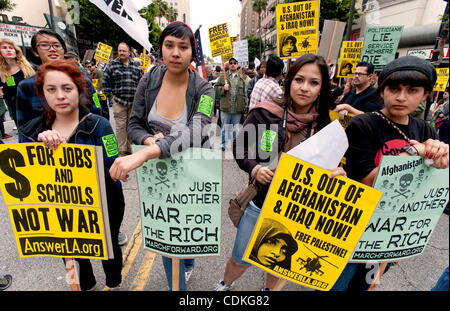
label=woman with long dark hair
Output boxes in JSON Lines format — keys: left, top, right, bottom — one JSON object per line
{"left": 214, "top": 54, "right": 346, "bottom": 291}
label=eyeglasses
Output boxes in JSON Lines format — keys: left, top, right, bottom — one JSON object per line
{"left": 229, "top": 61, "right": 238, "bottom": 65}
{"left": 36, "top": 43, "right": 64, "bottom": 50}
{"left": 353, "top": 72, "right": 369, "bottom": 76}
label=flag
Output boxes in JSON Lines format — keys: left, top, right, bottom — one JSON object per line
{"left": 89, "top": 0, "right": 152, "bottom": 51}
{"left": 194, "top": 28, "right": 207, "bottom": 80}
{"left": 194, "top": 28, "right": 205, "bottom": 66}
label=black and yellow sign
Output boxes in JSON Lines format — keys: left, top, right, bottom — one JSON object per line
{"left": 276, "top": 1, "right": 320, "bottom": 59}
{"left": 338, "top": 41, "right": 364, "bottom": 78}
{"left": 94, "top": 42, "right": 113, "bottom": 63}
{"left": 0, "top": 143, "right": 112, "bottom": 259}
{"left": 243, "top": 154, "right": 382, "bottom": 290}
{"left": 434, "top": 68, "right": 449, "bottom": 92}
{"left": 208, "top": 23, "right": 232, "bottom": 58}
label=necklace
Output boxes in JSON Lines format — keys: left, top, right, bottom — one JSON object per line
{"left": 372, "top": 111, "right": 410, "bottom": 142}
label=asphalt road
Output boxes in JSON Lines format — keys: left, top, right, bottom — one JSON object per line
{"left": 0, "top": 111, "right": 448, "bottom": 294}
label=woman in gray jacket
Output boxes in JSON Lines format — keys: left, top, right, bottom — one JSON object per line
{"left": 110, "top": 22, "right": 215, "bottom": 291}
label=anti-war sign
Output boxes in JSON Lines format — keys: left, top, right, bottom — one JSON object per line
{"left": 0, "top": 143, "right": 112, "bottom": 259}
{"left": 351, "top": 156, "right": 449, "bottom": 262}
{"left": 243, "top": 154, "right": 382, "bottom": 291}
{"left": 276, "top": 1, "right": 320, "bottom": 59}
{"left": 134, "top": 147, "right": 222, "bottom": 258}
{"left": 360, "top": 26, "right": 403, "bottom": 70}
{"left": 338, "top": 41, "right": 364, "bottom": 78}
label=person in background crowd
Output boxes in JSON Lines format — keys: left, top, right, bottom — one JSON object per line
{"left": 334, "top": 55, "right": 449, "bottom": 291}
{"left": 19, "top": 59, "right": 125, "bottom": 291}
{"left": 0, "top": 38, "right": 35, "bottom": 127}
{"left": 334, "top": 62, "right": 381, "bottom": 119}
{"left": 247, "top": 61, "right": 267, "bottom": 99}
{"left": 85, "top": 60, "right": 104, "bottom": 91}
{"left": 215, "top": 57, "right": 248, "bottom": 151}
{"left": 247, "top": 62, "right": 256, "bottom": 79}
{"left": 330, "top": 76, "right": 343, "bottom": 109}
{"left": 64, "top": 51, "right": 91, "bottom": 80}
{"left": 103, "top": 42, "right": 143, "bottom": 158}
{"left": 248, "top": 55, "right": 284, "bottom": 110}
{"left": 16, "top": 29, "right": 101, "bottom": 140}
{"left": 109, "top": 21, "right": 215, "bottom": 291}
{"left": 214, "top": 54, "right": 346, "bottom": 291}
{"left": 0, "top": 98, "right": 10, "bottom": 139}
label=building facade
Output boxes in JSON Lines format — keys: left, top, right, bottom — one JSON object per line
{"left": 156, "top": 0, "right": 190, "bottom": 29}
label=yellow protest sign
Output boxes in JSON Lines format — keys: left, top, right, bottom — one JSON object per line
{"left": 0, "top": 143, "right": 112, "bottom": 259}
{"left": 94, "top": 42, "right": 112, "bottom": 63}
{"left": 223, "top": 36, "right": 238, "bottom": 62}
{"left": 329, "top": 110, "right": 355, "bottom": 130}
{"left": 208, "top": 23, "right": 232, "bottom": 58}
{"left": 276, "top": 1, "right": 320, "bottom": 59}
{"left": 243, "top": 154, "right": 382, "bottom": 291}
{"left": 338, "top": 41, "right": 364, "bottom": 78}
{"left": 433, "top": 68, "right": 449, "bottom": 92}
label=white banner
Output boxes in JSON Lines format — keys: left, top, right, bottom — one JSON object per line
{"left": 233, "top": 40, "right": 249, "bottom": 66}
{"left": 89, "top": 0, "right": 152, "bottom": 51}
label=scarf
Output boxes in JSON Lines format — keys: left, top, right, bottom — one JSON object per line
{"left": 250, "top": 100, "right": 319, "bottom": 132}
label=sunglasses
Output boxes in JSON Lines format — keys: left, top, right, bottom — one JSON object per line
{"left": 229, "top": 61, "right": 238, "bottom": 65}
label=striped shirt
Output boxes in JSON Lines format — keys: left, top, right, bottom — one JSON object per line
{"left": 249, "top": 75, "right": 283, "bottom": 109}
{"left": 102, "top": 57, "right": 142, "bottom": 106}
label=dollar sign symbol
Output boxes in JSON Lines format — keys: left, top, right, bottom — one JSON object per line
{"left": 0, "top": 148, "right": 31, "bottom": 201}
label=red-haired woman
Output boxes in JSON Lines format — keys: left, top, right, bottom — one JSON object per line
{"left": 19, "top": 59, "right": 125, "bottom": 291}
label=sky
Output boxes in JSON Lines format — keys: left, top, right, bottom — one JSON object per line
{"left": 134, "top": 0, "right": 241, "bottom": 61}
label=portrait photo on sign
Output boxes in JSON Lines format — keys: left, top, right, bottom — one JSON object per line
{"left": 279, "top": 34, "right": 298, "bottom": 58}
{"left": 248, "top": 218, "right": 298, "bottom": 270}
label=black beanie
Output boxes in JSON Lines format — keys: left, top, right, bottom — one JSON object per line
{"left": 378, "top": 56, "right": 437, "bottom": 86}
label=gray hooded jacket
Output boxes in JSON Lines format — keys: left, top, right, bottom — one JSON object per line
{"left": 128, "top": 65, "right": 215, "bottom": 158}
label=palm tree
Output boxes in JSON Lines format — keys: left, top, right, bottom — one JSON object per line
{"left": 0, "top": 0, "right": 16, "bottom": 12}
{"left": 166, "top": 6, "right": 178, "bottom": 23}
{"left": 252, "top": 0, "right": 268, "bottom": 59}
{"left": 152, "top": 0, "right": 169, "bottom": 27}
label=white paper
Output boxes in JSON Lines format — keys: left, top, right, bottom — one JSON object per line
{"left": 286, "top": 120, "right": 348, "bottom": 170}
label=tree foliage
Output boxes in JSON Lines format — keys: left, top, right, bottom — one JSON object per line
{"left": 0, "top": 0, "right": 15, "bottom": 12}
{"left": 245, "top": 36, "right": 265, "bottom": 62}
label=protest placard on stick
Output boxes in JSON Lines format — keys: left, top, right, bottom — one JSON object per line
{"left": 243, "top": 154, "right": 382, "bottom": 291}
{"left": 208, "top": 23, "right": 232, "bottom": 58}
{"left": 350, "top": 156, "right": 449, "bottom": 262}
{"left": 276, "top": 1, "right": 320, "bottom": 59}
{"left": 0, "top": 143, "right": 113, "bottom": 261}
{"left": 94, "top": 42, "right": 113, "bottom": 64}
{"left": 337, "top": 41, "right": 364, "bottom": 78}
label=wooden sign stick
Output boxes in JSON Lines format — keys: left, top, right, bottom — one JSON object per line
{"left": 272, "top": 278, "right": 286, "bottom": 291}
{"left": 368, "top": 262, "right": 388, "bottom": 291}
{"left": 65, "top": 258, "right": 81, "bottom": 291}
{"left": 172, "top": 258, "right": 180, "bottom": 291}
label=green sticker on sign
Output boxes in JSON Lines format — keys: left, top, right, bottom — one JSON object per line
{"left": 6, "top": 76, "right": 15, "bottom": 86}
{"left": 92, "top": 93, "right": 101, "bottom": 108}
{"left": 197, "top": 95, "right": 214, "bottom": 117}
{"left": 102, "top": 134, "right": 119, "bottom": 157}
{"left": 261, "top": 130, "right": 277, "bottom": 152}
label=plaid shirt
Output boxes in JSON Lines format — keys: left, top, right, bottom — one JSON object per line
{"left": 16, "top": 75, "right": 101, "bottom": 138}
{"left": 102, "top": 57, "right": 142, "bottom": 106}
{"left": 249, "top": 75, "right": 283, "bottom": 109}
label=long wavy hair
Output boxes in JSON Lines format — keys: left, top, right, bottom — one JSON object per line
{"left": 282, "top": 54, "right": 332, "bottom": 130}
{"left": 0, "top": 38, "right": 35, "bottom": 83}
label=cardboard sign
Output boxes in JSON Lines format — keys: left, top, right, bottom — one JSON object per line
{"left": 243, "top": 154, "right": 382, "bottom": 290}
{"left": 360, "top": 26, "right": 403, "bottom": 70}
{"left": 351, "top": 156, "right": 449, "bottom": 262}
{"left": 276, "top": 1, "right": 320, "bottom": 59}
{"left": 134, "top": 147, "right": 222, "bottom": 258}
{"left": 337, "top": 41, "right": 364, "bottom": 78}
{"left": 433, "top": 68, "right": 449, "bottom": 92}
{"left": 208, "top": 23, "right": 232, "bottom": 58}
{"left": 0, "top": 143, "right": 112, "bottom": 259}
{"left": 233, "top": 40, "right": 249, "bottom": 66}
{"left": 94, "top": 42, "right": 113, "bottom": 63}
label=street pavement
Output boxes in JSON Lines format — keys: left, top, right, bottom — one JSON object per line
{"left": 0, "top": 110, "right": 448, "bottom": 293}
